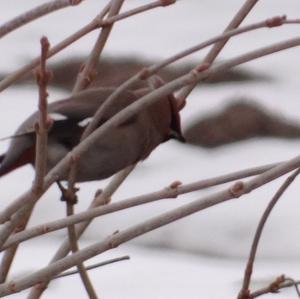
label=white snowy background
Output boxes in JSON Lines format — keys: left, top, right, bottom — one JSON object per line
{"left": 0, "top": 0, "right": 300, "bottom": 298}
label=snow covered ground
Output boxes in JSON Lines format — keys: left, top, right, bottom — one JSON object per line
{"left": 1, "top": 0, "right": 300, "bottom": 298}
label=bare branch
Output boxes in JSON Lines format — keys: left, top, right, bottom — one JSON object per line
{"left": 26, "top": 166, "right": 133, "bottom": 299}
{"left": 62, "top": 3, "right": 124, "bottom": 296}
{"left": 250, "top": 275, "right": 300, "bottom": 298}
{"left": 3, "top": 161, "right": 281, "bottom": 249}
{"left": 0, "top": 0, "right": 175, "bottom": 93}
{"left": 177, "top": 0, "right": 259, "bottom": 104}
{"left": 33, "top": 37, "right": 51, "bottom": 193}
{"left": 65, "top": 202, "right": 98, "bottom": 299}
{"left": 102, "top": 0, "right": 175, "bottom": 27}
{"left": 67, "top": 0, "right": 124, "bottom": 203}
{"left": 1, "top": 35, "right": 300, "bottom": 230}
{"left": 0, "top": 37, "right": 51, "bottom": 281}
{"left": 54, "top": 255, "right": 130, "bottom": 280}
{"left": 0, "top": 0, "right": 84, "bottom": 39}
{"left": 237, "top": 168, "right": 300, "bottom": 299}
{"left": 83, "top": 15, "right": 297, "bottom": 130}
{"left": 1, "top": 156, "right": 300, "bottom": 296}
{"left": 72, "top": 0, "right": 124, "bottom": 92}
{"left": 0, "top": 206, "right": 35, "bottom": 283}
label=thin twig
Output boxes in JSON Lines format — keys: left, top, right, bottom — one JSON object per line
{"left": 73, "top": 0, "right": 126, "bottom": 92}
{"left": 26, "top": 166, "right": 133, "bottom": 299}
{"left": 237, "top": 168, "right": 300, "bottom": 299}
{"left": 54, "top": 255, "right": 130, "bottom": 280}
{"left": 64, "top": 2, "right": 124, "bottom": 297}
{"left": 150, "top": 16, "right": 296, "bottom": 80}
{"left": 0, "top": 247, "right": 16, "bottom": 283}
{"left": 65, "top": 202, "right": 98, "bottom": 299}
{"left": 2, "top": 161, "right": 282, "bottom": 250}
{"left": 1, "top": 157, "right": 300, "bottom": 296}
{"left": 0, "top": 204, "right": 34, "bottom": 283}
{"left": 0, "top": 0, "right": 175, "bottom": 93}
{"left": 33, "top": 37, "right": 51, "bottom": 192}
{"left": 250, "top": 275, "right": 300, "bottom": 298}
{"left": 82, "top": 15, "right": 295, "bottom": 134}
{"left": 0, "top": 0, "right": 84, "bottom": 39}
{"left": 177, "top": 0, "right": 259, "bottom": 105}
{"left": 1, "top": 35, "right": 300, "bottom": 231}
{"left": 0, "top": 37, "right": 51, "bottom": 249}
{"left": 0, "top": 37, "right": 51, "bottom": 282}
{"left": 67, "top": 0, "right": 124, "bottom": 205}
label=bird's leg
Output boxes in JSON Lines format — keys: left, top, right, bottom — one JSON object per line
{"left": 56, "top": 181, "right": 79, "bottom": 204}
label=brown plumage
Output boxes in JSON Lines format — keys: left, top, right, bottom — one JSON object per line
{"left": 0, "top": 86, "right": 184, "bottom": 182}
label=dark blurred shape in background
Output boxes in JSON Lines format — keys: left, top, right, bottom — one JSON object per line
{"left": 0, "top": 56, "right": 267, "bottom": 90}
{"left": 4, "top": 56, "right": 299, "bottom": 148}
{"left": 184, "top": 100, "right": 300, "bottom": 147}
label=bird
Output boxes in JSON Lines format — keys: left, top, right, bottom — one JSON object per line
{"left": 0, "top": 84, "right": 184, "bottom": 182}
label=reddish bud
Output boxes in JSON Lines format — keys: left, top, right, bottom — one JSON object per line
{"left": 70, "top": 0, "right": 82, "bottom": 5}
{"left": 229, "top": 181, "right": 245, "bottom": 198}
{"left": 196, "top": 63, "right": 210, "bottom": 73}
{"left": 40, "top": 36, "right": 50, "bottom": 51}
{"left": 139, "top": 68, "right": 150, "bottom": 80}
{"left": 161, "top": 0, "right": 176, "bottom": 6}
{"left": 169, "top": 180, "right": 182, "bottom": 189}
{"left": 266, "top": 15, "right": 286, "bottom": 27}
{"left": 9, "top": 283, "right": 16, "bottom": 292}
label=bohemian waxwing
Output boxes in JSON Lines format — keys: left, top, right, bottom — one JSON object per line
{"left": 0, "top": 86, "right": 184, "bottom": 182}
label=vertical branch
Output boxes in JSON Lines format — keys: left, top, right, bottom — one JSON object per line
{"left": 26, "top": 165, "right": 133, "bottom": 299}
{"left": 237, "top": 168, "right": 300, "bottom": 299}
{"left": 177, "top": 0, "right": 259, "bottom": 107}
{"left": 60, "top": 1, "right": 124, "bottom": 297}
{"left": 0, "top": 37, "right": 51, "bottom": 283}
{"left": 0, "top": 205, "right": 34, "bottom": 283}
{"left": 66, "top": 203, "right": 99, "bottom": 299}
{"left": 72, "top": 0, "right": 124, "bottom": 92}
{"left": 33, "top": 37, "right": 51, "bottom": 192}
{"left": 68, "top": 0, "right": 124, "bottom": 186}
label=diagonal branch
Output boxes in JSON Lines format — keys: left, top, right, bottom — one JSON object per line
{"left": 0, "top": 0, "right": 84, "bottom": 39}
{"left": 73, "top": 0, "right": 123, "bottom": 92}
{"left": 81, "top": 15, "right": 296, "bottom": 136}
{"left": 54, "top": 255, "right": 130, "bottom": 280}
{"left": 26, "top": 165, "right": 134, "bottom": 299}
{"left": 177, "top": 0, "right": 260, "bottom": 105}
{"left": 237, "top": 168, "right": 300, "bottom": 299}
{"left": 1, "top": 154, "right": 300, "bottom": 296}
{"left": 33, "top": 37, "right": 51, "bottom": 192}
{"left": 65, "top": 202, "right": 98, "bottom": 299}
{"left": 250, "top": 275, "right": 300, "bottom": 298}
{"left": 0, "top": 0, "right": 175, "bottom": 93}
{"left": 1, "top": 35, "right": 300, "bottom": 232}
{"left": 64, "top": 1, "right": 124, "bottom": 298}
{"left": 2, "top": 161, "right": 282, "bottom": 250}
{"left": 0, "top": 37, "right": 51, "bottom": 283}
